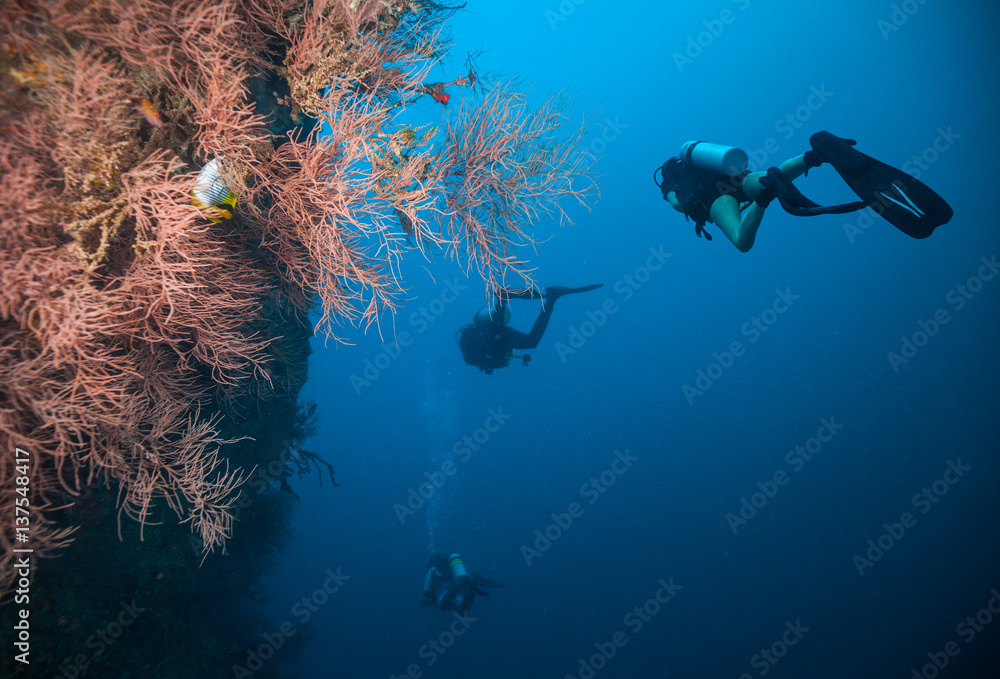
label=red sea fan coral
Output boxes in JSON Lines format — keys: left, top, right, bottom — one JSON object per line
{"left": 0, "top": 0, "right": 598, "bottom": 595}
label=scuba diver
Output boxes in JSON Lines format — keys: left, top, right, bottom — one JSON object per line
{"left": 654, "top": 131, "right": 953, "bottom": 252}
{"left": 419, "top": 553, "right": 503, "bottom": 616}
{"left": 456, "top": 284, "right": 603, "bottom": 374}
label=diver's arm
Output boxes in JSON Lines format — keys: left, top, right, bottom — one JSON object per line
{"left": 665, "top": 190, "right": 684, "bottom": 213}
{"left": 710, "top": 195, "right": 759, "bottom": 253}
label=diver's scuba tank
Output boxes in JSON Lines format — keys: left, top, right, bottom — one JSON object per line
{"left": 680, "top": 141, "right": 749, "bottom": 176}
{"left": 473, "top": 306, "right": 510, "bottom": 326}
{"left": 448, "top": 553, "right": 472, "bottom": 585}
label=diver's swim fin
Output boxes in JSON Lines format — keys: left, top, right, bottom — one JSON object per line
{"left": 545, "top": 284, "right": 604, "bottom": 300}
{"left": 472, "top": 573, "right": 505, "bottom": 589}
{"left": 808, "top": 131, "right": 953, "bottom": 238}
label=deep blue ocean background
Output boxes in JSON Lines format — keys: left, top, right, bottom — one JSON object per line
{"left": 250, "top": 2, "right": 999, "bottom": 677}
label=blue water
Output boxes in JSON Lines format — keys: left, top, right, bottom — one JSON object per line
{"left": 250, "top": 2, "right": 999, "bottom": 677}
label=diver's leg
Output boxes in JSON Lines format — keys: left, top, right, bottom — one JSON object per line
{"left": 741, "top": 155, "right": 809, "bottom": 198}
{"left": 717, "top": 155, "right": 810, "bottom": 253}
{"left": 510, "top": 303, "right": 557, "bottom": 349}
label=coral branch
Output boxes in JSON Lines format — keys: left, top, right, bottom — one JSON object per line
{"left": 433, "top": 82, "right": 599, "bottom": 293}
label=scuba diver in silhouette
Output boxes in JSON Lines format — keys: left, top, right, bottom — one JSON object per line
{"left": 654, "top": 133, "right": 953, "bottom": 251}
{"left": 419, "top": 553, "right": 503, "bottom": 616}
{"left": 456, "top": 285, "right": 603, "bottom": 374}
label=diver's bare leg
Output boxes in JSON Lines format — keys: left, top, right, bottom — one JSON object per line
{"left": 713, "top": 155, "right": 810, "bottom": 252}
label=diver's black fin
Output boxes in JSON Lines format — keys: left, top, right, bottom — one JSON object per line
{"left": 418, "top": 599, "right": 436, "bottom": 608}
{"left": 472, "top": 573, "right": 504, "bottom": 589}
{"left": 809, "top": 131, "right": 953, "bottom": 238}
{"left": 545, "top": 284, "right": 604, "bottom": 300}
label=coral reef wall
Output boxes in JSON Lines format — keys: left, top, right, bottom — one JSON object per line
{"left": 0, "top": 0, "right": 595, "bottom": 621}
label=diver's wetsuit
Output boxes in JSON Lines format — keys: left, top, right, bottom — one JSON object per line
{"left": 458, "top": 290, "right": 550, "bottom": 373}
{"left": 457, "top": 286, "right": 602, "bottom": 374}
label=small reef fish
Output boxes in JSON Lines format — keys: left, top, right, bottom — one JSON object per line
{"left": 192, "top": 157, "right": 237, "bottom": 222}
{"left": 137, "top": 98, "right": 164, "bottom": 128}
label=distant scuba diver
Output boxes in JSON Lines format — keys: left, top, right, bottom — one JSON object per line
{"left": 654, "top": 132, "right": 954, "bottom": 251}
{"left": 456, "top": 284, "right": 603, "bottom": 374}
{"left": 419, "top": 553, "right": 503, "bottom": 616}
